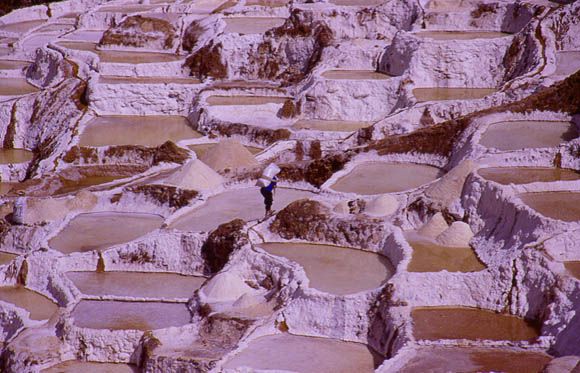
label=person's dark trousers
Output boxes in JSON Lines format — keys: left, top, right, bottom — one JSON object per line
{"left": 260, "top": 187, "right": 273, "bottom": 211}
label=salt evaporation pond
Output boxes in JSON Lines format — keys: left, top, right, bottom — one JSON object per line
{"left": 0, "top": 78, "right": 40, "bottom": 96}
{"left": 405, "top": 233, "right": 485, "bottom": 273}
{"left": 0, "top": 60, "right": 31, "bottom": 70}
{"left": 79, "top": 115, "right": 202, "bottom": 147}
{"left": 0, "top": 286, "right": 58, "bottom": 320}
{"left": 321, "top": 70, "right": 392, "bottom": 80}
{"left": 206, "top": 95, "right": 290, "bottom": 105}
{"left": 0, "top": 148, "right": 34, "bottom": 164}
{"left": 223, "top": 333, "right": 380, "bottom": 372}
{"left": 188, "top": 143, "right": 262, "bottom": 158}
{"left": 412, "top": 307, "right": 540, "bottom": 342}
{"left": 42, "top": 361, "right": 138, "bottom": 373}
{"left": 555, "top": 51, "right": 580, "bottom": 76}
{"left": 246, "top": 0, "right": 289, "bottom": 7}
{"left": 413, "top": 87, "right": 497, "bottom": 102}
{"left": 329, "top": 0, "right": 386, "bottom": 6}
{"left": 480, "top": 120, "right": 577, "bottom": 150}
{"left": 55, "top": 41, "right": 183, "bottom": 64}
{"left": 223, "top": 17, "right": 286, "bottom": 34}
{"left": 519, "top": 192, "right": 580, "bottom": 222}
{"left": 260, "top": 242, "right": 394, "bottom": 295}
{"left": 63, "top": 30, "right": 104, "bottom": 42}
{"left": 171, "top": 188, "right": 315, "bottom": 232}
{"left": 96, "top": 4, "right": 161, "bottom": 13}
{"left": 414, "top": 31, "right": 511, "bottom": 40}
{"left": 478, "top": 167, "right": 580, "bottom": 185}
{"left": 67, "top": 272, "right": 206, "bottom": 298}
{"left": 48, "top": 212, "right": 163, "bottom": 254}
{"left": 36, "top": 23, "right": 75, "bottom": 33}
{"left": 0, "top": 20, "right": 45, "bottom": 34}
{"left": 99, "top": 76, "right": 201, "bottom": 85}
{"left": 330, "top": 162, "right": 442, "bottom": 195}
{"left": 292, "top": 119, "right": 373, "bottom": 132}
{"left": 0, "top": 252, "right": 17, "bottom": 265}
{"left": 397, "top": 346, "right": 552, "bottom": 373}
{"left": 72, "top": 300, "right": 190, "bottom": 330}
{"left": 565, "top": 262, "right": 580, "bottom": 280}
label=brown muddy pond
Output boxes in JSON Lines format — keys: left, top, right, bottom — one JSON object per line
{"left": 480, "top": 120, "right": 577, "bottom": 150}
{"left": 260, "top": 242, "right": 394, "bottom": 295}
{"left": 188, "top": 143, "right": 262, "bottom": 158}
{"left": 565, "top": 262, "right": 580, "bottom": 280}
{"left": 71, "top": 300, "right": 191, "bottom": 330}
{"left": 206, "top": 95, "right": 290, "bottom": 105}
{"left": 66, "top": 272, "right": 206, "bottom": 298}
{"left": 0, "top": 286, "right": 58, "bottom": 320}
{"left": 519, "top": 192, "right": 580, "bottom": 222}
{"left": 0, "top": 148, "right": 34, "bottom": 164}
{"left": 0, "top": 20, "right": 45, "bottom": 34}
{"left": 413, "top": 87, "right": 497, "bottom": 102}
{"left": 170, "top": 187, "right": 316, "bottom": 232}
{"left": 0, "top": 78, "right": 40, "bottom": 96}
{"left": 55, "top": 41, "right": 183, "bottom": 64}
{"left": 478, "top": 167, "right": 580, "bottom": 185}
{"left": 223, "top": 333, "right": 381, "bottom": 372}
{"left": 48, "top": 212, "right": 163, "bottom": 254}
{"left": 292, "top": 119, "right": 374, "bottom": 132}
{"left": 79, "top": 115, "right": 201, "bottom": 147}
{"left": 0, "top": 60, "right": 31, "bottom": 70}
{"left": 223, "top": 17, "right": 286, "bottom": 34}
{"left": 99, "top": 76, "right": 201, "bottom": 85}
{"left": 0, "top": 251, "right": 18, "bottom": 265}
{"left": 42, "top": 361, "right": 139, "bottom": 373}
{"left": 321, "top": 70, "right": 392, "bottom": 80}
{"left": 330, "top": 162, "right": 443, "bottom": 195}
{"left": 414, "top": 31, "right": 511, "bottom": 40}
{"left": 405, "top": 233, "right": 485, "bottom": 273}
{"left": 555, "top": 51, "right": 580, "bottom": 76}
{"left": 398, "top": 346, "right": 552, "bottom": 373}
{"left": 412, "top": 307, "right": 540, "bottom": 342}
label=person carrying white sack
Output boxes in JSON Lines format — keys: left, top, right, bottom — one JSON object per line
{"left": 257, "top": 163, "right": 280, "bottom": 218}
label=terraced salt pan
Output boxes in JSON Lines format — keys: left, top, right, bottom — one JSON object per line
{"left": 79, "top": 115, "right": 201, "bottom": 147}
{"left": 0, "top": 148, "right": 34, "bottom": 164}
{"left": 519, "top": 192, "right": 580, "bottom": 222}
{"left": 413, "top": 87, "right": 498, "bottom": 103}
{"left": 36, "top": 23, "right": 75, "bottom": 34}
{"left": 170, "top": 187, "right": 316, "bottom": 232}
{"left": 292, "top": 119, "right": 373, "bottom": 132}
{"left": 206, "top": 95, "right": 290, "bottom": 105}
{"left": 0, "top": 60, "right": 31, "bottom": 70}
{"left": 55, "top": 41, "right": 183, "bottom": 64}
{"left": 66, "top": 271, "right": 206, "bottom": 298}
{"left": 0, "top": 252, "right": 17, "bottom": 265}
{"left": 412, "top": 307, "right": 540, "bottom": 342}
{"left": 48, "top": 212, "right": 163, "bottom": 254}
{"left": 479, "top": 120, "right": 577, "bottom": 150}
{"left": 42, "top": 361, "right": 138, "bottom": 373}
{"left": 565, "top": 262, "right": 580, "bottom": 280}
{"left": 405, "top": 232, "right": 485, "bottom": 273}
{"left": 0, "top": 20, "right": 45, "bottom": 34}
{"left": 396, "top": 346, "right": 552, "bottom": 373}
{"left": 259, "top": 242, "right": 394, "bottom": 295}
{"left": 0, "top": 47, "right": 12, "bottom": 56}
{"left": 246, "top": 0, "right": 290, "bottom": 7}
{"left": 321, "top": 70, "right": 392, "bottom": 80}
{"left": 0, "top": 78, "right": 39, "bottom": 96}
{"left": 99, "top": 76, "right": 201, "bottom": 85}
{"left": 96, "top": 4, "right": 162, "bottom": 13}
{"left": 413, "top": 31, "right": 511, "bottom": 40}
{"left": 22, "top": 35, "right": 59, "bottom": 50}
{"left": 71, "top": 300, "right": 190, "bottom": 330}
{"left": 189, "top": 143, "right": 262, "bottom": 158}
{"left": 62, "top": 30, "right": 104, "bottom": 42}
{"left": 478, "top": 167, "right": 580, "bottom": 185}
{"left": 0, "top": 286, "right": 58, "bottom": 320}
{"left": 329, "top": 0, "right": 386, "bottom": 5}
{"left": 223, "top": 333, "right": 380, "bottom": 372}
{"left": 223, "top": 17, "right": 286, "bottom": 34}
{"left": 330, "top": 162, "right": 442, "bottom": 195}
{"left": 54, "top": 175, "right": 129, "bottom": 196}
{"left": 555, "top": 51, "right": 580, "bottom": 76}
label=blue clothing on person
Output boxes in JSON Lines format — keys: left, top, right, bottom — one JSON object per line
{"left": 264, "top": 176, "right": 278, "bottom": 192}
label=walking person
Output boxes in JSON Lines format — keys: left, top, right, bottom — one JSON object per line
{"left": 260, "top": 175, "right": 278, "bottom": 218}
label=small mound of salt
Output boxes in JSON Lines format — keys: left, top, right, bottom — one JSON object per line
{"left": 366, "top": 194, "right": 398, "bottom": 216}
{"left": 417, "top": 212, "right": 448, "bottom": 238}
{"left": 202, "top": 272, "right": 255, "bottom": 301}
{"left": 164, "top": 159, "right": 224, "bottom": 191}
{"left": 435, "top": 221, "right": 474, "bottom": 247}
